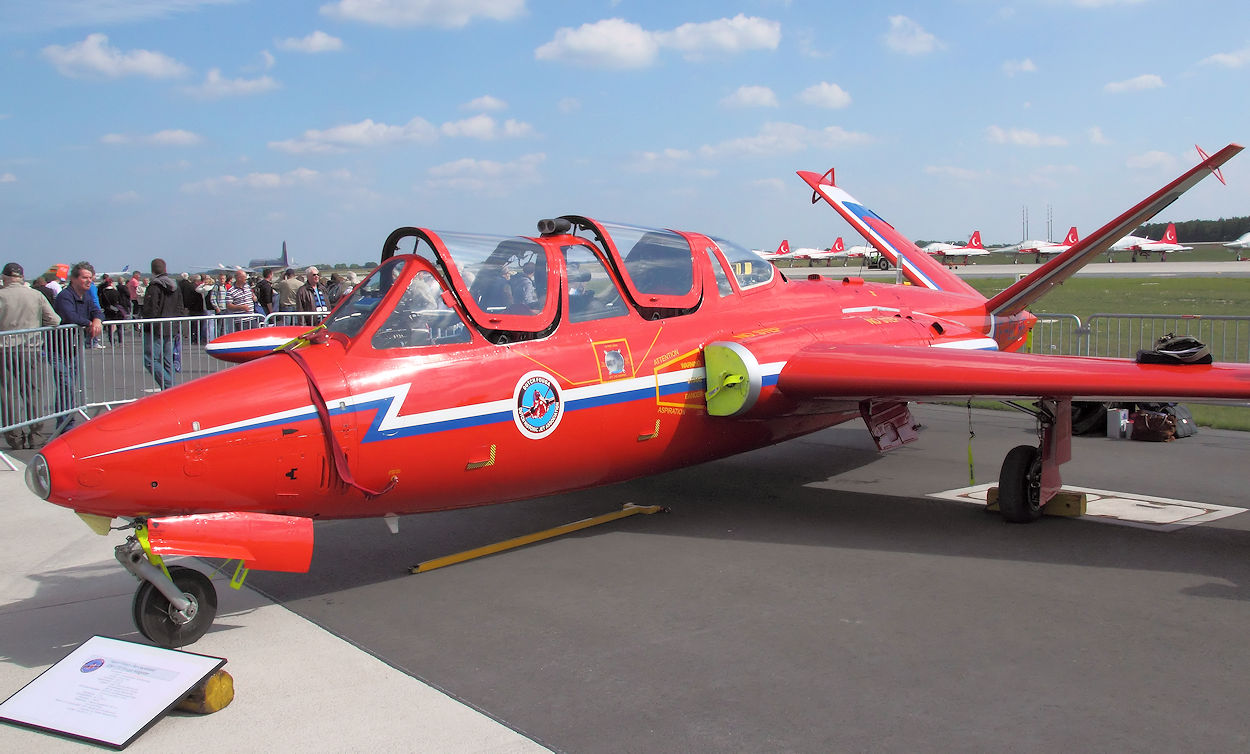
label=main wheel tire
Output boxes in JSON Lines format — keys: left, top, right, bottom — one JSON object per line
{"left": 1071, "top": 401, "right": 1110, "bottom": 436}
{"left": 132, "top": 565, "right": 218, "bottom": 648}
{"left": 877, "top": 258, "right": 889, "bottom": 271}
{"left": 998, "top": 444, "right": 1042, "bottom": 523}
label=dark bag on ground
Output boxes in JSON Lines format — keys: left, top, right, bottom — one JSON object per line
{"left": 1129, "top": 409, "right": 1176, "bottom": 442}
{"left": 1162, "top": 403, "right": 1197, "bottom": 438}
{"left": 1136, "top": 333, "right": 1212, "bottom": 365}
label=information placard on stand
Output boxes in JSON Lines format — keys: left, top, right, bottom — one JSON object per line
{"left": 0, "top": 635, "right": 225, "bottom": 750}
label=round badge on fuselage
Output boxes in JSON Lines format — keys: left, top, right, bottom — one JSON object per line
{"left": 513, "top": 371, "right": 564, "bottom": 439}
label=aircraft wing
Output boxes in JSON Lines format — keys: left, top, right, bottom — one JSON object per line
{"left": 777, "top": 344, "right": 1250, "bottom": 404}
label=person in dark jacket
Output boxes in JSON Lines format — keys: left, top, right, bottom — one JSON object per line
{"left": 51, "top": 261, "right": 104, "bottom": 433}
{"left": 140, "top": 258, "right": 186, "bottom": 390}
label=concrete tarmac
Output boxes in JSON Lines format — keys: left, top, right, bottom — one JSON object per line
{"left": 4, "top": 405, "right": 1250, "bottom": 751}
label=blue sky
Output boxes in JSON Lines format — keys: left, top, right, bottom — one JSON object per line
{"left": 2, "top": 0, "right": 1248, "bottom": 274}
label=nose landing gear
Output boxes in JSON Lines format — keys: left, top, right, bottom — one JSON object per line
{"left": 132, "top": 565, "right": 218, "bottom": 647}
{"left": 116, "top": 531, "right": 219, "bottom": 648}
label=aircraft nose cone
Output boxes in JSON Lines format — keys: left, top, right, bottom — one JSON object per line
{"left": 35, "top": 398, "right": 185, "bottom": 517}
{"left": 25, "top": 452, "right": 51, "bottom": 500}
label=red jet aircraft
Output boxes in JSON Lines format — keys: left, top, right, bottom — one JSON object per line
{"left": 25, "top": 144, "right": 1250, "bottom": 647}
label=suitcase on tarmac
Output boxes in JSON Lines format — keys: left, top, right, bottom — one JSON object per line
{"left": 1129, "top": 409, "right": 1177, "bottom": 442}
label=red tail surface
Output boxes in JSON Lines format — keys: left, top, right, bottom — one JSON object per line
{"left": 967, "top": 231, "right": 983, "bottom": 249}
{"left": 831, "top": 237, "right": 844, "bottom": 253}
{"left": 1063, "top": 227, "right": 1079, "bottom": 245}
{"left": 1163, "top": 223, "right": 1178, "bottom": 243}
{"left": 778, "top": 240, "right": 790, "bottom": 255}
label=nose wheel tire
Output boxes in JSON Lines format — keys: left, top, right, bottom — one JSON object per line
{"left": 998, "top": 444, "right": 1043, "bottom": 523}
{"left": 132, "top": 565, "right": 218, "bottom": 648}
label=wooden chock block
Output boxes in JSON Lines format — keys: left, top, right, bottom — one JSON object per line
{"left": 178, "top": 669, "right": 234, "bottom": 714}
{"left": 983, "top": 487, "right": 1086, "bottom": 518}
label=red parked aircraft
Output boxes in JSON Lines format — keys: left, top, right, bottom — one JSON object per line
{"left": 25, "top": 144, "right": 1250, "bottom": 647}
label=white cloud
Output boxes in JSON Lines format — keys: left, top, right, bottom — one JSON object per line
{"left": 1126, "top": 150, "right": 1177, "bottom": 171}
{"left": 424, "top": 153, "right": 545, "bottom": 195}
{"left": 883, "top": 16, "right": 943, "bottom": 55}
{"left": 181, "top": 167, "right": 326, "bottom": 194}
{"left": 462, "top": 95, "right": 507, "bottom": 111}
{"left": 986, "top": 125, "right": 1067, "bottom": 147}
{"left": 626, "top": 148, "right": 694, "bottom": 173}
{"left": 535, "top": 18, "right": 659, "bottom": 69}
{"left": 276, "top": 30, "right": 343, "bottom": 53}
{"left": 798, "top": 82, "right": 851, "bottom": 109}
{"left": 183, "top": 69, "right": 279, "bottom": 98}
{"left": 269, "top": 116, "right": 438, "bottom": 153}
{"left": 1201, "top": 45, "right": 1250, "bottom": 68}
{"left": 1103, "top": 74, "right": 1164, "bottom": 93}
{"left": 656, "top": 14, "right": 781, "bottom": 59}
{"left": 440, "top": 114, "right": 534, "bottom": 139}
{"left": 924, "top": 165, "right": 989, "bottom": 181}
{"left": 0, "top": 173, "right": 16, "bottom": 184}
{"left": 721, "top": 85, "right": 777, "bottom": 108}
{"left": 41, "top": 33, "right": 188, "bottom": 79}
{"left": 1002, "top": 58, "right": 1037, "bottom": 76}
{"left": 557, "top": 97, "right": 581, "bottom": 113}
{"left": 1088, "top": 126, "right": 1110, "bottom": 144}
{"left": 100, "top": 129, "right": 203, "bottom": 146}
{"left": 320, "top": 0, "right": 524, "bottom": 28}
{"left": 699, "top": 122, "right": 871, "bottom": 159}
{"left": 260, "top": 50, "right": 276, "bottom": 69}
{"left": 536, "top": 14, "right": 779, "bottom": 69}
{"left": 4, "top": 0, "right": 239, "bottom": 33}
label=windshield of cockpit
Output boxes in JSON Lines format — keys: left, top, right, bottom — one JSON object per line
{"left": 323, "top": 257, "right": 406, "bottom": 338}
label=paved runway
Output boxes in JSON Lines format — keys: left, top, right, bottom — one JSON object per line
{"left": 5, "top": 411, "right": 1250, "bottom": 751}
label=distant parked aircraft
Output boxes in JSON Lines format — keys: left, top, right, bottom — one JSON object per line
{"left": 1107, "top": 223, "right": 1191, "bottom": 261}
{"left": 1223, "top": 231, "right": 1250, "bottom": 260}
{"left": 1005, "top": 227, "right": 1080, "bottom": 264}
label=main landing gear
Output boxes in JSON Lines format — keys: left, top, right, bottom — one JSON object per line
{"left": 996, "top": 397, "right": 1072, "bottom": 524}
{"left": 117, "top": 530, "right": 218, "bottom": 647}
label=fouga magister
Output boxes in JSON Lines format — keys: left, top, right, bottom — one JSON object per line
{"left": 26, "top": 144, "right": 1250, "bottom": 647}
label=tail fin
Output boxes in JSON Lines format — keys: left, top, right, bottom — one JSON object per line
{"left": 795, "top": 169, "right": 981, "bottom": 296}
{"left": 1063, "top": 227, "right": 1079, "bottom": 245}
{"left": 1162, "top": 223, "right": 1178, "bottom": 243}
{"left": 281, "top": 240, "right": 292, "bottom": 267}
{"left": 987, "top": 144, "right": 1242, "bottom": 317}
{"left": 831, "top": 237, "right": 845, "bottom": 253}
{"left": 779, "top": 240, "right": 790, "bottom": 256}
{"left": 967, "top": 231, "right": 983, "bottom": 249}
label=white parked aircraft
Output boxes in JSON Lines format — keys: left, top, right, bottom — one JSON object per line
{"left": 1223, "top": 231, "right": 1250, "bottom": 260}
{"left": 1108, "top": 222, "right": 1191, "bottom": 261}
{"left": 921, "top": 231, "right": 991, "bottom": 266}
{"left": 1006, "top": 227, "right": 1080, "bottom": 264}
{"left": 752, "top": 240, "right": 792, "bottom": 261}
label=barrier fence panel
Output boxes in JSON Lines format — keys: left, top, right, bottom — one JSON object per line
{"left": 1027, "top": 313, "right": 1085, "bottom": 356}
{"left": 1084, "top": 314, "right": 1250, "bottom": 363}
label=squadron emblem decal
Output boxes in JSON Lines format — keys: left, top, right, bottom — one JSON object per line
{"left": 513, "top": 371, "right": 564, "bottom": 439}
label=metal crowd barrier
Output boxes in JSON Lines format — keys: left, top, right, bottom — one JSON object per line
{"left": 1028, "top": 313, "right": 1250, "bottom": 363}
{"left": 1026, "top": 313, "right": 1085, "bottom": 356}
{"left": 1082, "top": 313, "right": 1250, "bottom": 363}
{"left": 0, "top": 312, "right": 324, "bottom": 452}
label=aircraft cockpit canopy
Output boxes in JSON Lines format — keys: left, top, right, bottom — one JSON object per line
{"left": 561, "top": 218, "right": 703, "bottom": 317}
{"left": 378, "top": 227, "right": 560, "bottom": 341}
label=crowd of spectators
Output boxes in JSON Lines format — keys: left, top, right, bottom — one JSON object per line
{"left": 0, "top": 260, "right": 361, "bottom": 448}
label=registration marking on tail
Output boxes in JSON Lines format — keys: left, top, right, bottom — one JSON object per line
{"left": 930, "top": 483, "right": 1246, "bottom": 531}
